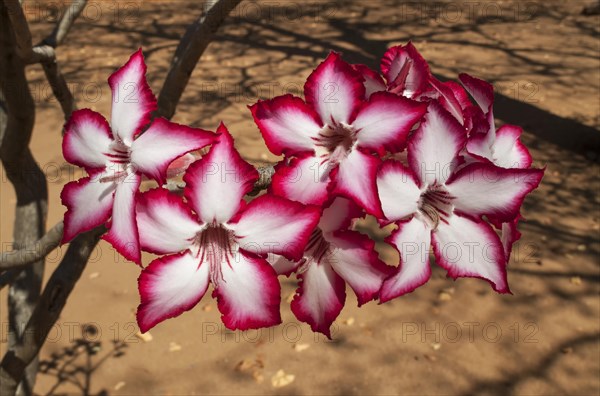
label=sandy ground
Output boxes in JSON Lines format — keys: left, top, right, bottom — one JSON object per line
{"left": 1, "top": 0, "right": 599, "bottom": 394}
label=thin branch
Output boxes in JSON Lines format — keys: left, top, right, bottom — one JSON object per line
{"left": 157, "top": 0, "right": 242, "bottom": 119}
{"left": 40, "top": 55, "right": 76, "bottom": 121}
{"left": 248, "top": 165, "right": 276, "bottom": 196}
{"left": 44, "top": 0, "right": 87, "bottom": 47}
{"left": 37, "top": 0, "right": 87, "bottom": 120}
{"left": 5, "top": 0, "right": 85, "bottom": 120}
{"left": 0, "top": 222, "right": 63, "bottom": 271}
{"left": 5, "top": 0, "right": 87, "bottom": 62}
{"left": 39, "top": 0, "right": 86, "bottom": 120}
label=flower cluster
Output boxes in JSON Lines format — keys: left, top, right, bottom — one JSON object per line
{"left": 61, "top": 45, "right": 543, "bottom": 337}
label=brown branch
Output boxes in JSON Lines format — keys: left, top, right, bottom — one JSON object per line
{"left": 5, "top": 0, "right": 85, "bottom": 121}
{"left": 0, "top": 269, "right": 20, "bottom": 290}
{"left": 2, "top": 0, "right": 33, "bottom": 60}
{"left": 0, "top": 222, "right": 63, "bottom": 271}
{"left": 0, "top": 1, "right": 48, "bottom": 394}
{"left": 40, "top": 54, "right": 76, "bottom": 121}
{"left": 248, "top": 165, "right": 276, "bottom": 196}
{"left": 156, "top": 0, "right": 242, "bottom": 119}
{"left": 44, "top": 0, "right": 87, "bottom": 47}
{"left": 37, "top": 0, "right": 86, "bottom": 120}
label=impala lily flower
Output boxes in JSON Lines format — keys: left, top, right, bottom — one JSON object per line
{"left": 250, "top": 52, "right": 427, "bottom": 216}
{"left": 61, "top": 50, "right": 215, "bottom": 263}
{"left": 376, "top": 101, "right": 543, "bottom": 301}
{"left": 271, "top": 198, "right": 391, "bottom": 337}
{"left": 428, "top": 77, "right": 482, "bottom": 131}
{"left": 459, "top": 73, "right": 533, "bottom": 169}
{"left": 135, "top": 124, "right": 320, "bottom": 332}
{"left": 354, "top": 42, "right": 433, "bottom": 100}
{"left": 458, "top": 73, "right": 537, "bottom": 263}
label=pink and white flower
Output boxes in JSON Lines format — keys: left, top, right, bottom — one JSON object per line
{"left": 354, "top": 42, "right": 433, "bottom": 100}
{"left": 376, "top": 101, "right": 543, "bottom": 301}
{"left": 459, "top": 73, "right": 533, "bottom": 169}
{"left": 425, "top": 73, "right": 538, "bottom": 265}
{"left": 61, "top": 49, "right": 216, "bottom": 263}
{"left": 457, "top": 74, "right": 537, "bottom": 263}
{"left": 250, "top": 52, "right": 427, "bottom": 216}
{"left": 271, "top": 198, "right": 391, "bottom": 337}
{"left": 135, "top": 124, "right": 320, "bottom": 332}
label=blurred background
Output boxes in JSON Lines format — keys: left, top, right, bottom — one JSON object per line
{"left": 0, "top": 0, "right": 599, "bottom": 394}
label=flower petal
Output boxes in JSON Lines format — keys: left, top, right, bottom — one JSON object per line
{"left": 136, "top": 251, "right": 210, "bottom": 332}
{"left": 232, "top": 194, "right": 320, "bottom": 261}
{"left": 183, "top": 123, "right": 258, "bottom": 224}
{"left": 318, "top": 197, "right": 363, "bottom": 234}
{"left": 270, "top": 154, "right": 332, "bottom": 206}
{"left": 503, "top": 219, "right": 522, "bottom": 265}
{"left": 430, "top": 78, "right": 465, "bottom": 124}
{"left": 376, "top": 160, "right": 422, "bottom": 222}
{"left": 332, "top": 149, "right": 382, "bottom": 217}
{"left": 61, "top": 175, "right": 116, "bottom": 243}
{"left": 458, "top": 73, "right": 494, "bottom": 114}
{"left": 103, "top": 172, "right": 142, "bottom": 264}
{"left": 63, "top": 109, "right": 113, "bottom": 171}
{"left": 446, "top": 162, "right": 544, "bottom": 222}
{"left": 380, "top": 42, "right": 431, "bottom": 98}
{"left": 465, "top": 131, "right": 494, "bottom": 162}
{"left": 291, "top": 259, "right": 346, "bottom": 338}
{"left": 326, "top": 230, "right": 392, "bottom": 305}
{"left": 380, "top": 217, "right": 432, "bottom": 302}
{"left": 492, "top": 125, "right": 533, "bottom": 169}
{"left": 408, "top": 101, "right": 466, "bottom": 186}
{"left": 213, "top": 251, "right": 281, "bottom": 330}
{"left": 130, "top": 118, "right": 215, "bottom": 185}
{"left": 136, "top": 188, "right": 202, "bottom": 255}
{"left": 431, "top": 214, "right": 509, "bottom": 293}
{"left": 352, "top": 64, "right": 387, "bottom": 98}
{"left": 304, "top": 52, "right": 365, "bottom": 125}
{"left": 353, "top": 92, "right": 427, "bottom": 154}
{"left": 108, "top": 49, "right": 157, "bottom": 145}
{"left": 166, "top": 153, "right": 197, "bottom": 179}
{"left": 249, "top": 95, "right": 322, "bottom": 156}
{"left": 270, "top": 254, "right": 300, "bottom": 276}
{"left": 463, "top": 105, "right": 491, "bottom": 136}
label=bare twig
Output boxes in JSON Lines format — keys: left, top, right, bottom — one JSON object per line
{"left": 44, "top": 0, "right": 87, "bottom": 47}
{"left": 37, "top": 0, "right": 87, "bottom": 120}
{"left": 157, "top": 0, "right": 242, "bottom": 119}
{"left": 248, "top": 165, "right": 276, "bottom": 196}
{"left": 0, "top": 222, "right": 63, "bottom": 271}
{"left": 4, "top": 0, "right": 85, "bottom": 120}
{"left": 40, "top": 55, "right": 76, "bottom": 121}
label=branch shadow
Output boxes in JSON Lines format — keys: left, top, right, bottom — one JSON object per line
{"left": 38, "top": 325, "right": 128, "bottom": 396}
